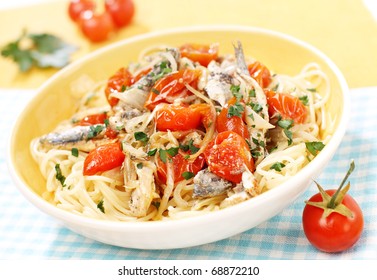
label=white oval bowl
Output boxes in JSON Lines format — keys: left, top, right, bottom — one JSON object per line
{"left": 8, "top": 25, "right": 349, "bottom": 249}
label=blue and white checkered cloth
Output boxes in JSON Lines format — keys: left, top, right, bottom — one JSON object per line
{"left": 1, "top": 87, "right": 376, "bottom": 260}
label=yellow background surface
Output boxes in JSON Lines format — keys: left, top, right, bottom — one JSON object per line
{"left": 0, "top": 0, "right": 376, "bottom": 89}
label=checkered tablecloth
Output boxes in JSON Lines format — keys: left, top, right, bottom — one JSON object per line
{"left": 1, "top": 87, "right": 376, "bottom": 260}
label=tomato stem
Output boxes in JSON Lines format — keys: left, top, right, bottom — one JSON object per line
{"left": 327, "top": 160, "right": 355, "bottom": 209}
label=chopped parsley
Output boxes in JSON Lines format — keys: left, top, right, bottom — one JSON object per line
{"left": 87, "top": 125, "right": 104, "bottom": 140}
{"left": 166, "top": 146, "right": 179, "bottom": 157}
{"left": 270, "top": 162, "right": 286, "bottom": 172}
{"left": 151, "top": 88, "right": 160, "bottom": 95}
{"left": 299, "top": 95, "right": 309, "bottom": 106}
{"left": 284, "top": 129, "right": 293, "bottom": 146}
{"left": 271, "top": 83, "right": 279, "bottom": 91}
{"left": 305, "top": 141, "right": 325, "bottom": 156}
{"left": 97, "top": 200, "right": 105, "bottom": 213}
{"left": 227, "top": 102, "right": 244, "bottom": 117}
{"left": 277, "top": 119, "right": 293, "bottom": 130}
{"left": 147, "top": 148, "right": 157, "bottom": 156}
{"left": 182, "top": 171, "right": 195, "bottom": 180}
{"left": 307, "top": 88, "right": 317, "bottom": 92}
{"left": 159, "top": 149, "right": 168, "bottom": 163}
{"left": 151, "top": 61, "right": 172, "bottom": 82}
{"left": 55, "top": 164, "right": 66, "bottom": 187}
{"left": 179, "top": 139, "right": 200, "bottom": 154}
{"left": 121, "top": 85, "right": 127, "bottom": 92}
{"left": 104, "top": 119, "right": 110, "bottom": 127}
{"left": 136, "top": 162, "right": 143, "bottom": 169}
{"left": 230, "top": 84, "right": 242, "bottom": 100}
{"left": 249, "top": 102, "right": 263, "bottom": 113}
{"left": 134, "top": 131, "right": 149, "bottom": 145}
{"left": 249, "top": 89, "right": 256, "bottom": 98}
{"left": 71, "top": 148, "right": 79, "bottom": 157}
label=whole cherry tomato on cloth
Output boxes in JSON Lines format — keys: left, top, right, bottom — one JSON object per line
{"left": 302, "top": 161, "right": 364, "bottom": 253}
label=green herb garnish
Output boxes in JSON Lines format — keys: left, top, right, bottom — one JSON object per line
{"left": 71, "top": 148, "right": 79, "bottom": 157}
{"left": 87, "top": 125, "right": 104, "bottom": 140}
{"left": 97, "top": 200, "right": 105, "bottom": 213}
{"left": 182, "top": 171, "right": 195, "bottom": 180}
{"left": 270, "top": 162, "right": 286, "bottom": 172}
{"left": 299, "top": 95, "right": 309, "bottom": 106}
{"left": 55, "top": 164, "right": 66, "bottom": 187}
{"left": 134, "top": 131, "right": 149, "bottom": 145}
{"left": 306, "top": 141, "right": 325, "bottom": 156}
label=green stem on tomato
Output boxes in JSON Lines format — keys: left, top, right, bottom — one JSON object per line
{"left": 327, "top": 160, "right": 355, "bottom": 209}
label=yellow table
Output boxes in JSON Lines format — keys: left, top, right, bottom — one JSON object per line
{"left": 0, "top": 0, "right": 376, "bottom": 89}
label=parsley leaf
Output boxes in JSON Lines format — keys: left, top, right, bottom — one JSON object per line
{"left": 299, "top": 95, "right": 309, "bottom": 106}
{"left": 270, "top": 162, "right": 286, "bottom": 172}
{"left": 179, "top": 139, "right": 199, "bottom": 154}
{"left": 97, "top": 200, "right": 105, "bottom": 213}
{"left": 306, "top": 141, "right": 325, "bottom": 156}
{"left": 227, "top": 102, "right": 244, "bottom": 117}
{"left": 147, "top": 148, "right": 157, "bottom": 156}
{"left": 87, "top": 125, "right": 104, "bottom": 140}
{"left": 55, "top": 164, "right": 66, "bottom": 187}
{"left": 71, "top": 148, "right": 79, "bottom": 157}
{"left": 277, "top": 119, "right": 293, "bottom": 129}
{"left": 166, "top": 146, "right": 179, "bottom": 157}
{"left": 284, "top": 129, "right": 293, "bottom": 146}
{"left": 134, "top": 131, "right": 149, "bottom": 145}
{"left": 182, "top": 171, "right": 195, "bottom": 180}
{"left": 249, "top": 89, "right": 256, "bottom": 98}
{"left": 159, "top": 149, "right": 168, "bottom": 163}
{"left": 1, "top": 30, "right": 76, "bottom": 72}
{"left": 136, "top": 162, "right": 143, "bottom": 169}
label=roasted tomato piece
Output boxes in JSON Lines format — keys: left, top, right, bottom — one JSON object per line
{"left": 83, "top": 142, "right": 125, "bottom": 175}
{"left": 265, "top": 89, "right": 308, "bottom": 123}
{"left": 204, "top": 131, "right": 254, "bottom": 183}
{"left": 216, "top": 97, "right": 249, "bottom": 139}
{"left": 144, "top": 69, "right": 200, "bottom": 111}
{"left": 157, "top": 152, "right": 205, "bottom": 184}
{"left": 248, "top": 61, "right": 271, "bottom": 88}
{"left": 104, "top": 67, "right": 134, "bottom": 107}
{"left": 180, "top": 43, "right": 219, "bottom": 67}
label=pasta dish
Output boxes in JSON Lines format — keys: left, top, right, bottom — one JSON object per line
{"left": 31, "top": 41, "right": 333, "bottom": 221}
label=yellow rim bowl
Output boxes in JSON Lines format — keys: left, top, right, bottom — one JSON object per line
{"left": 8, "top": 25, "right": 349, "bottom": 249}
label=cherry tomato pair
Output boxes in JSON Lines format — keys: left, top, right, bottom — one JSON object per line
{"left": 68, "top": 0, "right": 135, "bottom": 42}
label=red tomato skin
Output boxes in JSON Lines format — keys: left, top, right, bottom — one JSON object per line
{"left": 105, "top": 67, "right": 134, "bottom": 106}
{"left": 145, "top": 69, "right": 200, "bottom": 111}
{"left": 180, "top": 43, "right": 219, "bottom": 67}
{"left": 78, "top": 10, "right": 115, "bottom": 43}
{"left": 68, "top": 0, "right": 96, "bottom": 22}
{"left": 265, "top": 89, "right": 308, "bottom": 124}
{"left": 157, "top": 153, "right": 205, "bottom": 184}
{"left": 105, "top": 0, "right": 135, "bottom": 28}
{"left": 216, "top": 98, "right": 250, "bottom": 139}
{"left": 77, "top": 113, "right": 107, "bottom": 126}
{"left": 155, "top": 104, "right": 202, "bottom": 132}
{"left": 83, "top": 142, "right": 125, "bottom": 176}
{"left": 302, "top": 189, "right": 364, "bottom": 253}
{"left": 248, "top": 61, "right": 271, "bottom": 88}
{"left": 204, "top": 131, "right": 254, "bottom": 183}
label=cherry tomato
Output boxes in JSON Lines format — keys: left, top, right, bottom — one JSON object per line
{"left": 248, "top": 61, "right": 271, "bottom": 88}
{"left": 68, "top": 0, "right": 96, "bottom": 22}
{"left": 78, "top": 10, "right": 115, "bottom": 43}
{"left": 155, "top": 104, "right": 202, "bottom": 132}
{"left": 105, "top": 67, "right": 134, "bottom": 106}
{"left": 105, "top": 0, "right": 135, "bottom": 28}
{"left": 302, "top": 161, "right": 364, "bottom": 253}
{"left": 83, "top": 142, "right": 125, "bottom": 175}
{"left": 216, "top": 97, "right": 250, "bottom": 139}
{"left": 265, "top": 89, "right": 308, "bottom": 124}
{"left": 144, "top": 69, "right": 200, "bottom": 111}
{"left": 157, "top": 152, "right": 205, "bottom": 184}
{"left": 180, "top": 43, "right": 219, "bottom": 67}
{"left": 204, "top": 131, "right": 254, "bottom": 183}
{"left": 77, "top": 113, "right": 107, "bottom": 126}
